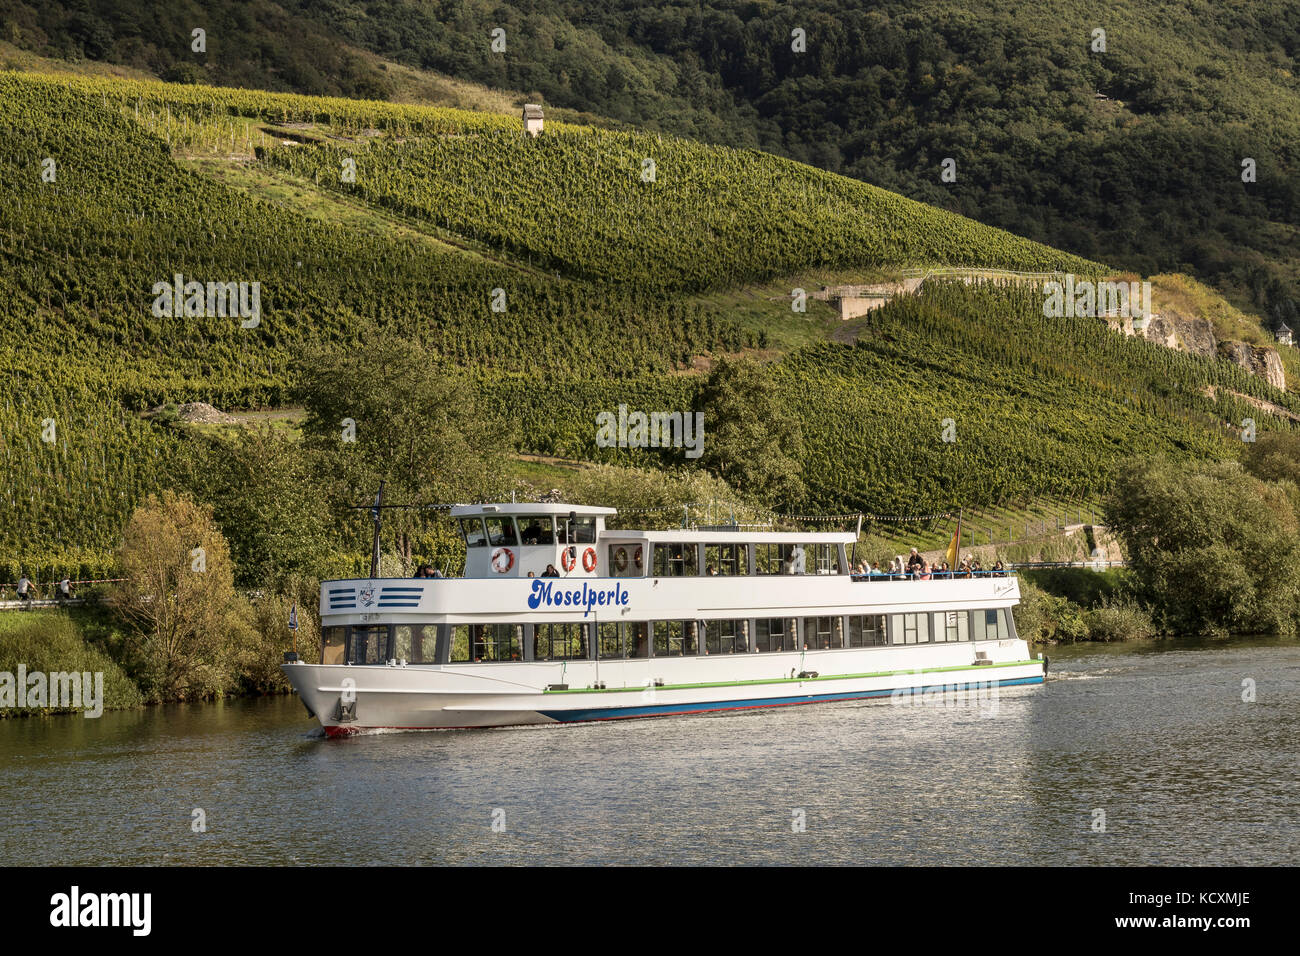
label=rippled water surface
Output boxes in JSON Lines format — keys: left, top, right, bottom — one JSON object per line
{"left": 2, "top": 636, "right": 1297, "bottom": 865}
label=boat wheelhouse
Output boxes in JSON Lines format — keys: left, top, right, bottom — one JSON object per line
{"left": 283, "top": 502, "right": 1045, "bottom": 734}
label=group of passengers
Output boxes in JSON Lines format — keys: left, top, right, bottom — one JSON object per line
{"left": 851, "top": 548, "right": 1006, "bottom": 580}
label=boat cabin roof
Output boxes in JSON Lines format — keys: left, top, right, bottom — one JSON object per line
{"left": 450, "top": 502, "right": 617, "bottom": 518}
{"left": 607, "top": 529, "right": 856, "bottom": 544}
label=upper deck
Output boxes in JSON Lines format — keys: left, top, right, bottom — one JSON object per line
{"left": 450, "top": 501, "right": 854, "bottom": 579}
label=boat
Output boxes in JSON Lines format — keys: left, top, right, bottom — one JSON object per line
{"left": 282, "top": 502, "right": 1046, "bottom": 734}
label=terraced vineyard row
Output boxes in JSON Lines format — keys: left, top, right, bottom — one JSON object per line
{"left": 262, "top": 128, "right": 1102, "bottom": 292}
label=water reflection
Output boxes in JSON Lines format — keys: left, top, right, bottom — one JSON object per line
{"left": 1, "top": 636, "right": 1296, "bottom": 865}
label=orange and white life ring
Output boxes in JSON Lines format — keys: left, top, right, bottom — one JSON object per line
{"left": 633, "top": 545, "right": 643, "bottom": 569}
{"left": 582, "top": 547, "right": 597, "bottom": 572}
{"left": 490, "top": 547, "right": 514, "bottom": 573}
{"left": 560, "top": 547, "right": 577, "bottom": 572}
{"left": 614, "top": 547, "right": 629, "bottom": 572}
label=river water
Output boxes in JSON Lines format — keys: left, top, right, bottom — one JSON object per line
{"left": 1, "top": 636, "right": 1296, "bottom": 865}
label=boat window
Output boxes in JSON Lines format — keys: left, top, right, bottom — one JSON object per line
{"left": 889, "top": 613, "right": 930, "bottom": 645}
{"left": 652, "top": 620, "right": 696, "bottom": 656}
{"left": 847, "top": 615, "right": 887, "bottom": 647}
{"left": 558, "top": 515, "right": 596, "bottom": 544}
{"left": 460, "top": 518, "right": 488, "bottom": 548}
{"left": 704, "top": 619, "right": 747, "bottom": 654}
{"left": 597, "top": 621, "right": 649, "bottom": 658}
{"left": 802, "top": 616, "right": 840, "bottom": 649}
{"left": 349, "top": 624, "right": 390, "bottom": 664}
{"left": 811, "top": 544, "right": 840, "bottom": 574}
{"left": 393, "top": 624, "right": 438, "bottom": 663}
{"left": 485, "top": 517, "right": 518, "bottom": 547}
{"left": 971, "top": 608, "right": 1009, "bottom": 641}
{"left": 518, "top": 516, "right": 554, "bottom": 546}
{"left": 450, "top": 624, "right": 526, "bottom": 662}
{"left": 608, "top": 543, "right": 645, "bottom": 577}
{"left": 754, "top": 543, "right": 782, "bottom": 575}
{"left": 534, "top": 622, "right": 587, "bottom": 660}
{"left": 933, "top": 611, "right": 969, "bottom": 643}
{"left": 321, "top": 626, "right": 346, "bottom": 665}
{"left": 755, "top": 618, "right": 792, "bottom": 653}
{"left": 652, "top": 543, "right": 697, "bottom": 577}
{"left": 704, "top": 543, "right": 747, "bottom": 576}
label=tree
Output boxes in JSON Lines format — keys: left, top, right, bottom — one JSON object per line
{"left": 175, "top": 426, "right": 335, "bottom": 588}
{"left": 292, "top": 339, "right": 509, "bottom": 560}
{"left": 110, "top": 491, "right": 241, "bottom": 700}
{"left": 696, "top": 358, "right": 806, "bottom": 508}
{"left": 1103, "top": 458, "right": 1300, "bottom": 636}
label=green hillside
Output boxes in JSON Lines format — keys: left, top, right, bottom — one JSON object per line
{"left": 6, "top": 0, "right": 1298, "bottom": 328}
{"left": 0, "top": 69, "right": 1294, "bottom": 583}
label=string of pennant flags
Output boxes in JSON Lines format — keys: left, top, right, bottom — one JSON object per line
{"left": 348, "top": 498, "right": 959, "bottom": 526}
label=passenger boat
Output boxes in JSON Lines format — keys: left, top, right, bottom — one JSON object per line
{"left": 283, "top": 502, "right": 1046, "bottom": 734}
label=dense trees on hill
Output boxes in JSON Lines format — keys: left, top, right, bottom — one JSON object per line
{"left": 7, "top": 0, "right": 1298, "bottom": 320}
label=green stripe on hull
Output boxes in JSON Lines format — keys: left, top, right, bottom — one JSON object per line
{"left": 541, "top": 659, "right": 1040, "bottom": 694}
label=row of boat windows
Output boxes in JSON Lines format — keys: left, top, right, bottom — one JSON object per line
{"left": 615, "top": 542, "right": 841, "bottom": 577}
{"left": 321, "top": 610, "right": 1012, "bottom": 665}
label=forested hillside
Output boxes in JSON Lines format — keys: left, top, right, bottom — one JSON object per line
{"left": 6, "top": 0, "right": 1298, "bottom": 327}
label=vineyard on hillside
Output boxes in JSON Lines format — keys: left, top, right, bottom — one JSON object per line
{"left": 261, "top": 128, "right": 1102, "bottom": 292}
{"left": 0, "top": 70, "right": 1290, "bottom": 578}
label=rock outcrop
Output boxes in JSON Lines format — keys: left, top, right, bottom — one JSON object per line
{"left": 1218, "top": 341, "right": 1286, "bottom": 390}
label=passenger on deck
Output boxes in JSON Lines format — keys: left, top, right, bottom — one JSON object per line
{"left": 906, "top": 548, "right": 924, "bottom": 575}
{"left": 992, "top": 560, "right": 1006, "bottom": 577}
{"left": 870, "top": 561, "right": 883, "bottom": 576}
{"left": 541, "top": 564, "right": 561, "bottom": 577}
{"left": 971, "top": 558, "right": 983, "bottom": 575}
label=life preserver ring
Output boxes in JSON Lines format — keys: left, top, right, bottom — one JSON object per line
{"left": 614, "top": 547, "right": 629, "bottom": 572}
{"left": 560, "top": 547, "right": 577, "bottom": 572}
{"left": 633, "top": 545, "right": 643, "bottom": 569}
{"left": 490, "top": 547, "right": 514, "bottom": 573}
{"left": 582, "top": 547, "right": 597, "bottom": 572}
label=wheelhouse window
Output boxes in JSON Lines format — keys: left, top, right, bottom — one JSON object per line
{"left": 704, "top": 543, "right": 747, "bottom": 576}
{"left": 755, "top": 618, "right": 792, "bottom": 653}
{"left": 598, "top": 621, "right": 649, "bottom": 658}
{"left": 321, "top": 626, "right": 346, "bottom": 665}
{"left": 557, "top": 515, "right": 596, "bottom": 544}
{"left": 349, "top": 624, "right": 390, "bottom": 664}
{"left": 534, "top": 622, "right": 588, "bottom": 660}
{"left": 755, "top": 543, "right": 782, "bottom": 575}
{"left": 485, "top": 517, "right": 518, "bottom": 547}
{"left": 652, "top": 620, "right": 696, "bottom": 656}
{"left": 847, "top": 615, "right": 887, "bottom": 647}
{"left": 393, "top": 624, "right": 438, "bottom": 663}
{"left": 802, "top": 616, "right": 840, "bottom": 649}
{"left": 517, "top": 516, "right": 554, "bottom": 546}
{"left": 460, "top": 518, "right": 487, "bottom": 548}
{"left": 608, "top": 543, "right": 645, "bottom": 577}
{"left": 704, "top": 619, "right": 747, "bottom": 654}
{"left": 652, "top": 543, "right": 697, "bottom": 577}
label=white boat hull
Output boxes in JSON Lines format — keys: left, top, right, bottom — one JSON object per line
{"left": 283, "top": 640, "right": 1045, "bottom": 734}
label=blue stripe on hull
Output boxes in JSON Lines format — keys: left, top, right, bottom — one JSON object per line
{"left": 538, "top": 675, "right": 1044, "bottom": 723}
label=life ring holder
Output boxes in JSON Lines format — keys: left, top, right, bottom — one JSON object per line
{"left": 614, "top": 547, "right": 629, "bottom": 573}
{"left": 490, "top": 547, "right": 514, "bottom": 573}
{"left": 633, "top": 545, "right": 643, "bottom": 569}
{"left": 582, "top": 547, "right": 598, "bottom": 572}
{"left": 561, "top": 547, "right": 577, "bottom": 572}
